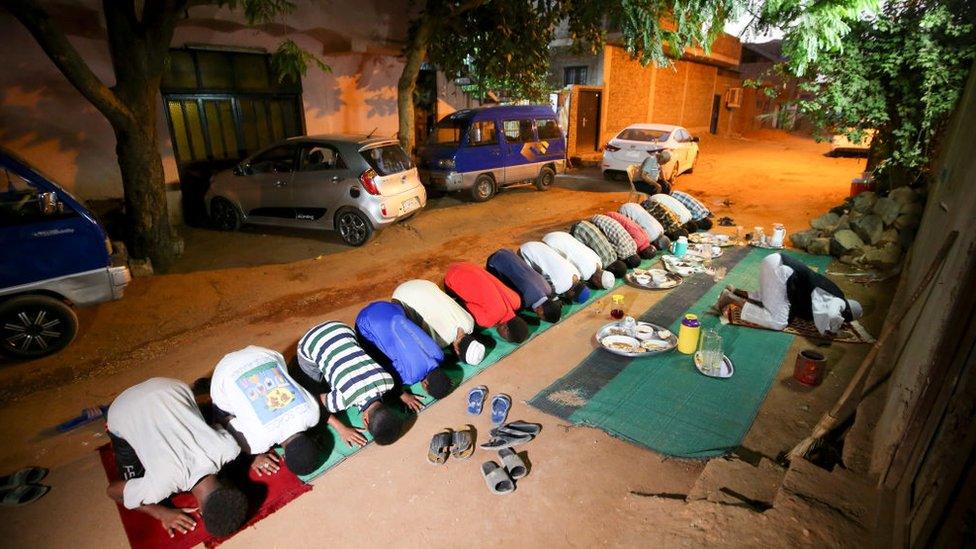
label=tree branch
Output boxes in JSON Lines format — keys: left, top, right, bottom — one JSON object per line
{"left": 5, "top": 0, "right": 135, "bottom": 128}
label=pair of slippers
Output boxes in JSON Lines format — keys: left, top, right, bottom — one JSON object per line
{"left": 479, "top": 420, "right": 541, "bottom": 450}
{"left": 0, "top": 467, "right": 49, "bottom": 507}
{"left": 467, "top": 386, "right": 510, "bottom": 426}
{"left": 482, "top": 448, "right": 528, "bottom": 494}
{"left": 428, "top": 426, "right": 475, "bottom": 464}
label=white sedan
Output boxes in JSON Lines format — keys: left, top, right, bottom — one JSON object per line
{"left": 601, "top": 123, "right": 699, "bottom": 181}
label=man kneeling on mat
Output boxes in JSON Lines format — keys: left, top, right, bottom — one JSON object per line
{"left": 487, "top": 248, "right": 565, "bottom": 321}
{"left": 646, "top": 193, "right": 701, "bottom": 233}
{"left": 570, "top": 220, "right": 629, "bottom": 278}
{"left": 393, "top": 279, "right": 487, "bottom": 365}
{"left": 297, "top": 321, "right": 404, "bottom": 447}
{"left": 106, "top": 378, "right": 247, "bottom": 538}
{"left": 715, "top": 253, "right": 864, "bottom": 335}
{"left": 210, "top": 346, "right": 323, "bottom": 477}
{"left": 542, "top": 230, "right": 617, "bottom": 290}
{"left": 445, "top": 262, "right": 530, "bottom": 344}
{"left": 356, "top": 301, "right": 454, "bottom": 409}
{"left": 590, "top": 214, "right": 644, "bottom": 268}
{"left": 517, "top": 242, "right": 590, "bottom": 304}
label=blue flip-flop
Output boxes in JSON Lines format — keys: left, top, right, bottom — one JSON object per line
{"left": 467, "top": 386, "right": 488, "bottom": 415}
{"left": 490, "top": 393, "right": 512, "bottom": 427}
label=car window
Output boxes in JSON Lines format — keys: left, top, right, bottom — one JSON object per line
{"left": 617, "top": 128, "right": 670, "bottom": 142}
{"left": 466, "top": 120, "right": 497, "bottom": 146}
{"left": 676, "top": 129, "right": 692, "bottom": 142}
{"left": 361, "top": 144, "right": 414, "bottom": 176}
{"left": 536, "top": 119, "right": 561, "bottom": 140}
{"left": 0, "top": 167, "right": 77, "bottom": 228}
{"left": 429, "top": 119, "right": 466, "bottom": 146}
{"left": 249, "top": 145, "right": 296, "bottom": 174}
{"left": 299, "top": 145, "right": 345, "bottom": 171}
{"left": 502, "top": 119, "right": 535, "bottom": 143}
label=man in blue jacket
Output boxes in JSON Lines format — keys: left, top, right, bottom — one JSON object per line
{"left": 486, "top": 249, "right": 564, "bottom": 323}
{"left": 355, "top": 301, "right": 453, "bottom": 409}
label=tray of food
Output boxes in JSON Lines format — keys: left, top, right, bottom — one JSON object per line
{"left": 596, "top": 321, "right": 678, "bottom": 357}
{"left": 688, "top": 233, "right": 734, "bottom": 247}
{"left": 686, "top": 243, "right": 723, "bottom": 259}
{"left": 661, "top": 255, "right": 703, "bottom": 277}
{"left": 626, "top": 268, "right": 682, "bottom": 290}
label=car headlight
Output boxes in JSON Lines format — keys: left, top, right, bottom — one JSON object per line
{"left": 437, "top": 158, "right": 455, "bottom": 170}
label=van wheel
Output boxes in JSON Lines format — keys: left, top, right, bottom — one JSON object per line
{"left": 336, "top": 209, "right": 373, "bottom": 246}
{"left": 210, "top": 198, "right": 241, "bottom": 231}
{"left": 0, "top": 295, "right": 78, "bottom": 359}
{"left": 535, "top": 166, "right": 555, "bottom": 191}
{"left": 470, "top": 174, "right": 496, "bottom": 202}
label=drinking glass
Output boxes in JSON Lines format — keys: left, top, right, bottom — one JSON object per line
{"left": 699, "top": 329, "right": 724, "bottom": 375}
{"left": 610, "top": 294, "right": 625, "bottom": 319}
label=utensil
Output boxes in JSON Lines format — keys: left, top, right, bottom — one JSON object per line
{"left": 770, "top": 223, "right": 786, "bottom": 248}
{"left": 670, "top": 236, "right": 688, "bottom": 257}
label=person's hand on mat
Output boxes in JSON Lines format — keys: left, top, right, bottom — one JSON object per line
{"left": 155, "top": 506, "right": 198, "bottom": 538}
{"left": 337, "top": 423, "right": 368, "bottom": 447}
{"left": 251, "top": 451, "right": 280, "bottom": 476}
{"left": 399, "top": 391, "right": 424, "bottom": 413}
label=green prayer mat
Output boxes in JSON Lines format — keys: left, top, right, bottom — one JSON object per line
{"left": 529, "top": 248, "right": 831, "bottom": 459}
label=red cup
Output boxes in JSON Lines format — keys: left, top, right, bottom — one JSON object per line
{"left": 793, "top": 350, "right": 826, "bottom": 386}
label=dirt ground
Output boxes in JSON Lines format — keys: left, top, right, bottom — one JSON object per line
{"left": 0, "top": 131, "right": 879, "bottom": 547}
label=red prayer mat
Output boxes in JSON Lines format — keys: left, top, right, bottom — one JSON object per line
{"left": 98, "top": 443, "right": 311, "bottom": 549}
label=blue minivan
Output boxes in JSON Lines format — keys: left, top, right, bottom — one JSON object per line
{"left": 0, "top": 149, "right": 130, "bottom": 359}
{"left": 419, "top": 105, "right": 566, "bottom": 202}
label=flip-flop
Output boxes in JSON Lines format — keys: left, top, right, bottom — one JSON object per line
{"left": 450, "top": 426, "right": 475, "bottom": 460}
{"left": 427, "top": 430, "right": 452, "bottom": 465}
{"left": 478, "top": 432, "right": 533, "bottom": 451}
{"left": 490, "top": 393, "right": 512, "bottom": 427}
{"left": 467, "top": 386, "right": 488, "bottom": 415}
{"left": 491, "top": 421, "right": 542, "bottom": 438}
{"left": 499, "top": 448, "right": 528, "bottom": 480}
{"left": 481, "top": 461, "right": 514, "bottom": 494}
{"left": 0, "top": 484, "right": 50, "bottom": 507}
{"left": 0, "top": 467, "right": 48, "bottom": 489}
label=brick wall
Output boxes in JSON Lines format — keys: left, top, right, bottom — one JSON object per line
{"left": 652, "top": 62, "right": 686, "bottom": 126}
{"left": 601, "top": 45, "right": 653, "bottom": 145}
{"left": 681, "top": 61, "right": 717, "bottom": 132}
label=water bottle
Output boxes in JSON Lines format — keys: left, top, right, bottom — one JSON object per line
{"left": 677, "top": 314, "right": 701, "bottom": 355}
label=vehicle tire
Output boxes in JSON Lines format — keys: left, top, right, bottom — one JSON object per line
{"left": 469, "top": 174, "right": 496, "bottom": 202}
{"left": 535, "top": 165, "right": 555, "bottom": 191}
{"left": 335, "top": 208, "right": 373, "bottom": 247}
{"left": 0, "top": 295, "right": 78, "bottom": 359}
{"left": 210, "top": 197, "right": 242, "bottom": 231}
{"left": 603, "top": 171, "right": 614, "bottom": 181}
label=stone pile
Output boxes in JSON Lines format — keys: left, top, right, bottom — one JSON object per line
{"left": 789, "top": 187, "right": 924, "bottom": 268}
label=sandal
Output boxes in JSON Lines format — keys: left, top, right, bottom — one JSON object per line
{"left": 481, "top": 461, "right": 514, "bottom": 494}
{"left": 450, "top": 426, "right": 475, "bottom": 460}
{"left": 499, "top": 448, "right": 528, "bottom": 480}
{"left": 0, "top": 484, "right": 49, "bottom": 507}
{"left": 427, "top": 430, "right": 452, "bottom": 465}
{"left": 0, "top": 467, "right": 48, "bottom": 489}
{"left": 492, "top": 420, "right": 542, "bottom": 438}
{"left": 478, "top": 432, "right": 532, "bottom": 451}
{"left": 467, "top": 386, "right": 488, "bottom": 415}
{"left": 489, "top": 393, "right": 512, "bottom": 427}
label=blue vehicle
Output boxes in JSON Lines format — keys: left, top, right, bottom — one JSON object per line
{"left": 419, "top": 105, "right": 567, "bottom": 202}
{"left": 0, "top": 149, "right": 130, "bottom": 359}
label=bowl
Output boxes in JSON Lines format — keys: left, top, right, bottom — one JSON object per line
{"left": 634, "top": 274, "right": 652, "bottom": 286}
{"left": 601, "top": 334, "right": 641, "bottom": 353}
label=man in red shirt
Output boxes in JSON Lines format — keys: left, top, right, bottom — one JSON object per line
{"left": 445, "top": 262, "right": 529, "bottom": 343}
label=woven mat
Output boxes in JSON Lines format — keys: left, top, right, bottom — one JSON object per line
{"left": 721, "top": 301, "right": 875, "bottom": 344}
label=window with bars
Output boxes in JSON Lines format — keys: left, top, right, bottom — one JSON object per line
{"left": 563, "top": 66, "right": 588, "bottom": 85}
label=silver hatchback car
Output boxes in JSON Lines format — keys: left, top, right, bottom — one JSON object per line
{"left": 206, "top": 135, "right": 426, "bottom": 246}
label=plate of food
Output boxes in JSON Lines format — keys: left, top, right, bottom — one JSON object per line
{"left": 596, "top": 321, "right": 678, "bottom": 357}
{"left": 688, "top": 233, "right": 734, "bottom": 247}
{"left": 661, "top": 255, "right": 702, "bottom": 277}
{"left": 626, "top": 268, "right": 682, "bottom": 290}
{"left": 686, "top": 243, "right": 723, "bottom": 259}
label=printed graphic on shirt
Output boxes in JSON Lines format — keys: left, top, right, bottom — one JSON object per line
{"left": 236, "top": 361, "right": 308, "bottom": 424}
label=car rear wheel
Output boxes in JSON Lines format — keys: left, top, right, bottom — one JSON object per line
{"left": 336, "top": 209, "right": 373, "bottom": 246}
{"left": 0, "top": 295, "right": 78, "bottom": 359}
{"left": 469, "top": 174, "right": 496, "bottom": 202}
{"left": 535, "top": 166, "right": 555, "bottom": 191}
{"left": 210, "top": 197, "right": 242, "bottom": 231}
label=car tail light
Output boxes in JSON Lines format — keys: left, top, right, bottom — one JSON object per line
{"left": 604, "top": 144, "right": 620, "bottom": 152}
{"left": 359, "top": 169, "right": 380, "bottom": 195}
{"left": 381, "top": 204, "right": 388, "bottom": 216}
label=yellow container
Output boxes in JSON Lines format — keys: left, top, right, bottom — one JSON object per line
{"left": 676, "top": 313, "right": 701, "bottom": 355}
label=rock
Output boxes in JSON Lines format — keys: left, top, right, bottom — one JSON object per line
{"left": 860, "top": 243, "right": 902, "bottom": 267}
{"left": 839, "top": 251, "right": 863, "bottom": 265}
{"left": 894, "top": 212, "right": 922, "bottom": 230}
{"left": 851, "top": 214, "right": 884, "bottom": 245}
{"left": 790, "top": 229, "right": 820, "bottom": 250}
{"left": 808, "top": 238, "right": 831, "bottom": 255}
{"left": 889, "top": 187, "right": 918, "bottom": 205}
{"left": 830, "top": 229, "right": 865, "bottom": 257}
{"left": 811, "top": 212, "right": 840, "bottom": 231}
{"left": 836, "top": 214, "right": 851, "bottom": 231}
{"left": 900, "top": 202, "right": 924, "bottom": 216}
{"left": 128, "top": 258, "right": 154, "bottom": 277}
{"left": 873, "top": 197, "right": 901, "bottom": 225}
{"left": 829, "top": 204, "right": 848, "bottom": 216}
{"left": 879, "top": 228, "right": 900, "bottom": 245}
{"left": 852, "top": 191, "right": 878, "bottom": 213}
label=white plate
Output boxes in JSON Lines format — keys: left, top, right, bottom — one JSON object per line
{"left": 693, "top": 352, "right": 734, "bottom": 378}
{"left": 601, "top": 334, "right": 642, "bottom": 354}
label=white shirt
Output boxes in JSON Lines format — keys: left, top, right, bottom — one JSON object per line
{"left": 393, "top": 279, "right": 475, "bottom": 348}
{"left": 741, "top": 254, "right": 849, "bottom": 335}
{"left": 211, "top": 346, "right": 320, "bottom": 454}
{"left": 619, "top": 203, "right": 664, "bottom": 241}
{"left": 542, "top": 231, "right": 602, "bottom": 280}
{"left": 519, "top": 241, "right": 581, "bottom": 294}
{"left": 649, "top": 194, "right": 693, "bottom": 223}
{"left": 108, "top": 378, "right": 241, "bottom": 509}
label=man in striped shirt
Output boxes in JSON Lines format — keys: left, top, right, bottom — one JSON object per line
{"left": 590, "top": 214, "right": 643, "bottom": 268}
{"left": 570, "top": 220, "right": 628, "bottom": 278}
{"left": 297, "top": 321, "right": 402, "bottom": 447}
{"left": 671, "top": 190, "right": 713, "bottom": 230}
{"left": 642, "top": 198, "right": 689, "bottom": 239}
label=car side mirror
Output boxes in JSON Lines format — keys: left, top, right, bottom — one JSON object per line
{"left": 38, "top": 191, "right": 62, "bottom": 215}
{"left": 691, "top": 136, "right": 700, "bottom": 143}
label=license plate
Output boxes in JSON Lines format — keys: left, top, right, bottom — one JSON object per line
{"left": 401, "top": 197, "right": 420, "bottom": 213}
{"left": 625, "top": 151, "right": 642, "bottom": 160}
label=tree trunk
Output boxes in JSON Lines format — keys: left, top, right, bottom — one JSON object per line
{"left": 397, "top": 14, "right": 436, "bottom": 156}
